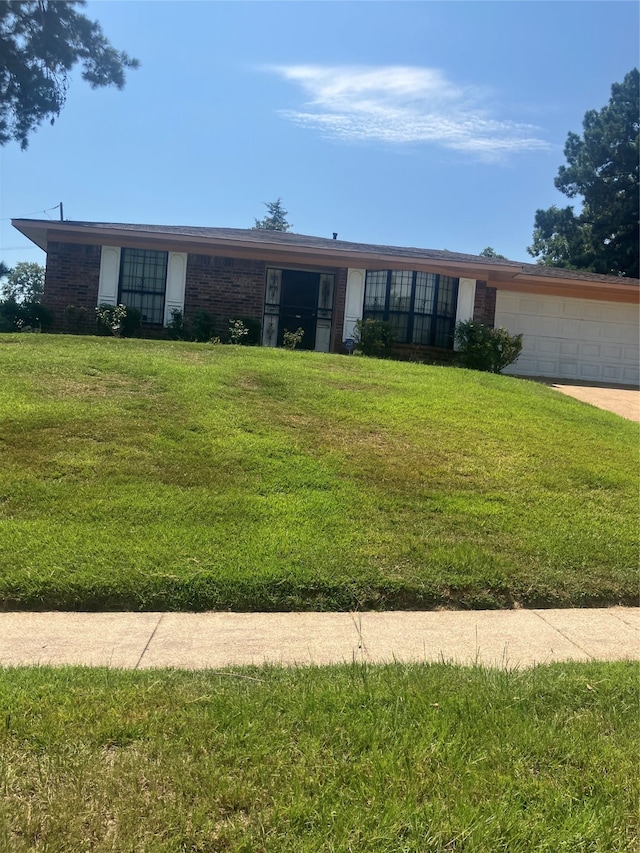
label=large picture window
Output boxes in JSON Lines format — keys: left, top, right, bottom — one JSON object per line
{"left": 363, "top": 270, "right": 459, "bottom": 348}
{"left": 118, "top": 248, "right": 168, "bottom": 324}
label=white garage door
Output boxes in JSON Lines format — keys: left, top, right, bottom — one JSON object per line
{"left": 495, "top": 291, "right": 639, "bottom": 385}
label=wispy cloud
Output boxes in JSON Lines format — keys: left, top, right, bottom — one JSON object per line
{"left": 265, "top": 65, "right": 549, "bottom": 162}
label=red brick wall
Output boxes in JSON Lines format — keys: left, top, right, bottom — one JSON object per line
{"left": 473, "top": 280, "right": 497, "bottom": 326}
{"left": 43, "top": 242, "right": 101, "bottom": 331}
{"left": 184, "top": 255, "right": 348, "bottom": 352}
{"left": 183, "top": 254, "right": 267, "bottom": 332}
{"left": 41, "top": 242, "right": 349, "bottom": 351}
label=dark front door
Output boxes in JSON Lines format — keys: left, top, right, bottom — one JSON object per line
{"left": 278, "top": 270, "right": 319, "bottom": 350}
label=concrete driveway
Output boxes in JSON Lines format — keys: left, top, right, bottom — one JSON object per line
{"left": 547, "top": 381, "right": 640, "bottom": 422}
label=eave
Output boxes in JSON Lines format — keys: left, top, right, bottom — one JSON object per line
{"left": 12, "top": 218, "right": 640, "bottom": 304}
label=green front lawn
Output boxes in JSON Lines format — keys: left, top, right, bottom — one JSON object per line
{"left": 0, "top": 335, "right": 637, "bottom": 610}
{"left": 1, "top": 662, "right": 637, "bottom": 851}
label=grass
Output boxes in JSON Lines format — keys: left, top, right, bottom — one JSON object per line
{"left": 0, "top": 661, "right": 637, "bottom": 851}
{"left": 0, "top": 334, "right": 637, "bottom": 611}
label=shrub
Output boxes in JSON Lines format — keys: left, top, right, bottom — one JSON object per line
{"left": 228, "top": 319, "right": 249, "bottom": 345}
{"left": 64, "top": 305, "right": 90, "bottom": 334}
{"left": 95, "top": 303, "right": 140, "bottom": 338}
{"left": 190, "top": 310, "right": 215, "bottom": 343}
{"left": 0, "top": 298, "right": 53, "bottom": 332}
{"left": 282, "top": 327, "right": 305, "bottom": 350}
{"left": 166, "top": 309, "right": 188, "bottom": 340}
{"left": 232, "top": 317, "right": 261, "bottom": 346}
{"left": 120, "top": 306, "right": 142, "bottom": 338}
{"left": 454, "top": 321, "right": 523, "bottom": 373}
{"left": 353, "top": 317, "right": 396, "bottom": 358}
{"left": 0, "top": 298, "right": 21, "bottom": 332}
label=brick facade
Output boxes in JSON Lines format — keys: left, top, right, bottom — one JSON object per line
{"left": 43, "top": 242, "right": 101, "bottom": 332}
{"left": 183, "top": 254, "right": 267, "bottom": 334}
{"left": 41, "top": 242, "right": 349, "bottom": 349}
{"left": 472, "top": 280, "right": 497, "bottom": 326}
{"left": 40, "top": 242, "right": 496, "bottom": 351}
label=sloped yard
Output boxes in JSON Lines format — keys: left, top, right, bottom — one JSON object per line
{"left": 0, "top": 335, "right": 637, "bottom": 611}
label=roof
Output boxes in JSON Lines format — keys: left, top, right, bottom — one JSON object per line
{"left": 12, "top": 218, "right": 640, "bottom": 300}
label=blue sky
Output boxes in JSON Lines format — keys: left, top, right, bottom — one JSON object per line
{"left": 1, "top": 1, "right": 638, "bottom": 268}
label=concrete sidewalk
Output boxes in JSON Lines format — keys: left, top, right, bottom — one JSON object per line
{"left": 1, "top": 608, "right": 638, "bottom": 670}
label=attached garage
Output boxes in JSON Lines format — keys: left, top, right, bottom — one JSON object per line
{"left": 496, "top": 291, "right": 639, "bottom": 385}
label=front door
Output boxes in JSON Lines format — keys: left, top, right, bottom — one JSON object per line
{"left": 278, "top": 270, "right": 319, "bottom": 350}
{"left": 262, "top": 268, "right": 335, "bottom": 351}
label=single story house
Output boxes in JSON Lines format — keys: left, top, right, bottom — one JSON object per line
{"left": 12, "top": 218, "right": 640, "bottom": 384}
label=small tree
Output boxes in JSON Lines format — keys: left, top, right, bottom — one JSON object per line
{"left": 253, "top": 198, "right": 292, "bottom": 232}
{"left": 455, "top": 321, "right": 522, "bottom": 374}
{"left": 1, "top": 261, "right": 44, "bottom": 302}
{"left": 353, "top": 318, "right": 396, "bottom": 358}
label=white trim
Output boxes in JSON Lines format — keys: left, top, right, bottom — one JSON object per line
{"left": 97, "top": 246, "right": 121, "bottom": 306}
{"left": 343, "top": 268, "right": 365, "bottom": 341}
{"left": 164, "top": 252, "right": 187, "bottom": 325}
{"left": 455, "top": 278, "right": 476, "bottom": 325}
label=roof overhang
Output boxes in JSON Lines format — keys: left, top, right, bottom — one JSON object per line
{"left": 12, "top": 219, "right": 639, "bottom": 304}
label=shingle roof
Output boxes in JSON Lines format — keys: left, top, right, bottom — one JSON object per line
{"left": 13, "top": 219, "right": 640, "bottom": 286}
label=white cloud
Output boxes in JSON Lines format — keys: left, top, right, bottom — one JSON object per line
{"left": 265, "top": 65, "right": 549, "bottom": 162}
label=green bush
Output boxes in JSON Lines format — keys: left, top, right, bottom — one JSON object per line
{"left": 190, "top": 310, "right": 215, "bottom": 343}
{"left": 95, "top": 303, "right": 141, "bottom": 338}
{"left": 64, "top": 305, "right": 90, "bottom": 334}
{"left": 0, "top": 298, "right": 53, "bottom": 332}
{"left": 454, "top": 320, "right": 523, "bottom": 373}
{"left": 354, "top": 317, "right": 396, "bottom": 358}
{"left": 0, "top": 298, "right": 19, "bottom": 332}
{"left": 228, "top": 319, "right": 249, "bottom": 345}
{"left": 168, "top": 312, "right": 261, "bottom": 345}
{"left": 233, "top": 316, "right": 261, "bottom": 346}
{"left": 282, "top": 327, "right": 305, "bottom": 350}
{"left": 166, "top": 309, "right": 188, "bottom": 340}
{"left": 120, "top": 306, "right": 142, "bottom": 337}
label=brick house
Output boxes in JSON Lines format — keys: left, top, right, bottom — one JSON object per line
{"left": 12, "top": 218, "right": 640, "bottom": 384}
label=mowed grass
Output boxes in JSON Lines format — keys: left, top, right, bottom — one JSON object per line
{"left": 0, "top": 335, "right": 637, "bottom": 611}
{"left": 0, "top": 662, "right": 637, "bottom": 852}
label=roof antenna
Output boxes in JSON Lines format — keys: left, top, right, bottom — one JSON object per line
{"left": 332, "top": 232, "right": 338, "bottom": 240}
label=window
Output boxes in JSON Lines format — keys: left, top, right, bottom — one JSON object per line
{"left": 363, "top": 269, "right": 459, "bottom": 348}
{"left": 118, "top": 248, "right": 168, "bottom": 324}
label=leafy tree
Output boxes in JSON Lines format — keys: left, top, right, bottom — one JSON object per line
{"left": 528, "top": 69, "right": 639, "bottom": 278}
{"left": 1, "top": 261, "right": 44, "bottom": 302}
{"left": 479, "top": 247, "right": 507, "bottom": 260}
{"left": 253, "top": 198, "right": 292, "bottom": 232}
{"left": 0, "top": 0, "right": 139, "bottom": 149}
{"left": 0, "top": 261, "right": 12, "bottom": 280}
